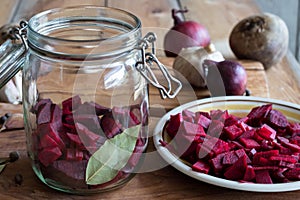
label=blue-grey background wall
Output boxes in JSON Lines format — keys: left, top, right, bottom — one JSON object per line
{"left": 255, "top": 0, "right": 299, "bottom": 60}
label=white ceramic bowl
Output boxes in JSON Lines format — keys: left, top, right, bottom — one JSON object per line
{"left": 153, "top": 96, "right": 300, "bottom": 192}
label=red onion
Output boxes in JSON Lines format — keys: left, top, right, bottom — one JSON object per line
{"left": 164, "top": 9, "right": 211, "bottom": 57}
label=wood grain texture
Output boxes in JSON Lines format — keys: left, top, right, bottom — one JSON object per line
{"left": 0, "top": 0, "right": 20, "bottom": 25}
{"left": 0, "top": 0, "right": 300, "bottom": 199}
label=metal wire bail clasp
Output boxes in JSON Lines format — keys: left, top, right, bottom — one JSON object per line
{"left": 136, "top": 32, "right": 182, "bottom": 99}
{"left": 0, "top": 20, "right": 28, "bottom": 89}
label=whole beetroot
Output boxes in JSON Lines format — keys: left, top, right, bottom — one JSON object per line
{"left": 229, "top": 13, "right": 289, "bottom": 69}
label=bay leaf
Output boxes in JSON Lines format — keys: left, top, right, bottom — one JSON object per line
{"left": 86, "top": 124, "right": 141, "bottom": 185}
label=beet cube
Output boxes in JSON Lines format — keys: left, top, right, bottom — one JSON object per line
{"left": 75, "top": 101, "right": 111, "bottom": 116}
{"left": 51, "top": 160, "right": 87, "bottom": 181}
{"left": 75, "top": 123, "right": 101, "bottom": 144}
{"left": 210, "top": 110, "right": 228, "bottom": 121}
{"left": 100, "top": 114, "right": 122, "bottom": 139}
{"left": 36, "top": 100, "right": 52, "bottom": 124}
{"left": 235, "top": 149, "right": 251, "bottom": 164}
{"left": 287, "top": 122, "right": 300, "bottom": 137}
{"left": 266, "top": 109, "right": 288, "bottom": 129}
{"left": 243, "top": 165, "right": 256, "bottom": 181}
{"left": 279, "top": 139, "right": 300, "bottom": 153}
{"left": 247, "top": 104, "right": 272, "bottom": 126}
{"left": 62, "top": 95, "right": 82, "bottom": 115}
{"left": 239, "top": 138, "right": 260, "bottom": 149}
{"left": 257, "top": 124, "right": 276, "bottom": 140}
{"left": 39, "top": 134, "right": 59, "bottom": 149}
{"left": 224, "top": 124, "right": 243, "bottom": 140}
{"left": 224, "top": 115, "right": 239, "bottom": 127}
{"left": 67, "top": 132, "right": 82, "bottom": 146}
{"left": 252, "top": 150, "right": 279, "bottom": 165}
{"left": 192, "top": 160, "right": 210, "bottom": 174}
{"left": 182, "top": 109, "right": 195, "bottom": 120}
{"left": 37, "top": 123, "right": 65, "bottom": 151}
{"left": 65, "top": 148, "right": 84, "bottom": 161}
{"left": 38, "top": 146, "right": 62, "bottom": 167}
{"left": 73, "top": 114, "right": 101, "bottom": 133}
{"left": 224, "top": 155, "right": 248, "bottom": 181}
{"left": 222, "top": 151, "right": 238, "bottom": 165}
{"left": 237, "top": 121, "right": 253, "bottom": 132}
{"left": 207, "top": 120, "right": 224, "bottom": 138}
{"left": 195, "top": 113, "right": 211, "bottom": 129}
{"left": 165, "top": 113, "right": 183, "bottom": 138}
{"left": 284, "top": 168, "right": 300, "bottom": 180}
{"left": 33, "top": 98, "right": 52, "bottom": 113}
{"left": 210, "top": 152, "right": 226, "bottom": 174}
{"left": 255, "top": 170, "right": 273, "bottom": 184}
{"left": 269, "top": 155, "right": 298, "bottom": 163}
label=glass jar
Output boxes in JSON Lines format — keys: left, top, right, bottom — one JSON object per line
{"left": 0, "top": 6, "right": 181, "bottom": 194}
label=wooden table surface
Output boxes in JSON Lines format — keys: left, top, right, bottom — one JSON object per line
{"left": 1, "top": 0, "right": 300, "bottom": 199}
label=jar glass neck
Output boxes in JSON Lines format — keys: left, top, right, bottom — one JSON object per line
{"left": 27, "top": 6, "right": 142, "bottom": 60}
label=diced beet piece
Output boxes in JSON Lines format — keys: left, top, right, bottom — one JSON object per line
{"left": 255, "top": 170, "right": 273, "bottom": 184}
{"left": 73, "top": 114, "right": 101, "bottom": 133}
{"left": 175, "top": 133, "right": 198, "bottom": 157}
{"left": 165, "top": 113, "right": 182, "bottom": 138}
{"left": 239, "top": 129, "right": 255, "bottom": 139}
{"left": 243, "top": 165, "right": 256, "bottom": 181}
{"left": 269, "top": 155, "right": 298, "bottom": 163}
{"left": 224, "top": 155, "right": 248, "bottom": 181}
{"left": 195, "top": 113, "right": 211, "bottom": 129}
{"left": 100, "top": 114, "right": 122, "bottom": 139}
{"left": 239, "top": 138, "right": 260, "bottom": 149}
{"left": 180, "top": 121, "right": 206, "bottom": 137}
{"left": 207, "top": 120, "right": 224, "bottom": 138}
{"left": 290, "top": 136, "right": 300, "bottom": 146}
{"left": 280, "top": 139, "right": 300, "bottom": 153}
{"left": 65, "top": 148, "right": 84, "bottom": 161}
{"left": 197, "top": 143, "right": 214, "bottom": 159}
{"left": 39, "top": 134, "right": 59, "bottom": 149}
{"left": 287, "top": 122, "right": 300, "bottom": 137}
{"left": 222, "top": 151, "right": 238, "bottom": 165}
{"left": 210, "top": 152, "right": 226, "bottom": 174}
{"left": 36, "top": 100, "right": 52, "bottom": 124}
{"left": 62, "top": 95, "right": 82, "bottom": 115}
{"left": 50, "top": 104, "right": 63, "bottom": 131}
{"left": 192, "top": 160, "right": 210, "bottom": 174}
{"left": 235, "top": 149, "right": 251, "bottom": 164}
{"left": 266, "top": 109, "right": 288, "bottom": 129}
{"left": 75, "top": 101, "right": 111, "bottom": 116}
{"left": 252, "top": 150, "right": 279, "bottom": 165}
{"left": 224, "top": 115, "right": 239, "bottom": 127}
{"left": 257, "top": 124, "right": 276, "bottom": 140}
{"left": 228, "top": 141, "right": 244, "bottom": 150}
{"left": 278, "top": 161, "right": 295, "bottom": 168}
{"left": 38, "top": 146, "right": 62, "bottom": 167}
{"left": 277, "top": 136, "right": 289, "bottom": 144}
{"left": 37, "top": 123, "right": 65, "bottom": 151}
{"left": 182, "top": 109, "right": 195, "bottom": 121}
{"left": 129, "top": 108, "right": 141, "bottom": 126}
{"left": 247, "top": 104, "right": 272, "bottom": 126}
{"left": 237, "top": 121, "right": 253, "bottom": 132}
{"left": 51, "top": 160, "right": 87, "bottom": 181}
{"left": 75, "top": 123, "right": 100, "bottom": 144}
{"left": 33, "top": 98, "right": 52, "bottom": 113}
{"left": 199, "top": 137, "right": 229, "bottom": 158}
{"left": 67, "top": 132, "right": 82, "bottom": 146}
{"left": 284, "top": 168, "right": 300, "bottom": 180}
{"left": 224, "top": 124, "right": 243, "bottom": 140}
{"left": 210, "top": 110, "right": 229, "bottom": 121}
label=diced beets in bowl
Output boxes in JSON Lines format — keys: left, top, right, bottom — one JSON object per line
{"left": 160, "top": 104, "right": 300, "bottom": 184}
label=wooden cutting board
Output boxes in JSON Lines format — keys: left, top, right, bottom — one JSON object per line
{"left": 149, "top": 57, "right": 269, "bottom": 114}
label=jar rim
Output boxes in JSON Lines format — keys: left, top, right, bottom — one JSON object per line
{"left": 28, "top": 6, "right": 141, "bottom": 43}
{"left": 27, "top": 6, "right": 142, "bottom": 59}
